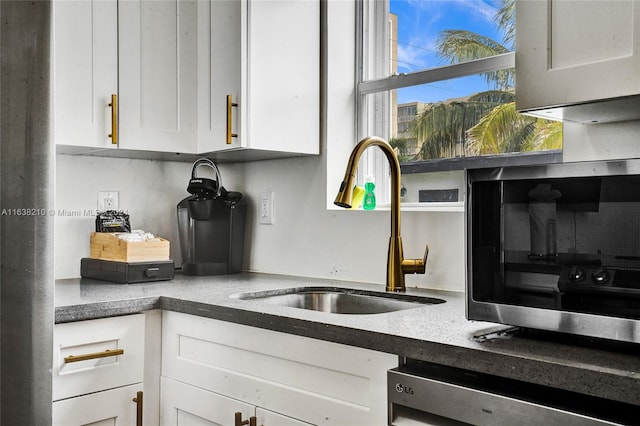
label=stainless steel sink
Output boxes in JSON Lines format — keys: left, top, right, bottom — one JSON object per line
{"left": 232, "top": 286, "right": 445, "bottom": 314}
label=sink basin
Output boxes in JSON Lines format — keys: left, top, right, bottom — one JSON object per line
{"left": 232, "top": 286, "right": 445, "bottom": 314}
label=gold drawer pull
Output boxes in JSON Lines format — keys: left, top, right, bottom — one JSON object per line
{"left": 226, "top": 94, "right": 238, "bottom": 144}
{"left": 64, "top": 348, "right": 124, "bottom": 364}
{"left": 109, "top": 93, "right": 118, "bottom": 145}
{"left": 132, "top": 391, "right": 143, "bottom": 426}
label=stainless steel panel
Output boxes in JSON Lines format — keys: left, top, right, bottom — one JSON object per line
{"left": 465, "top": 301, "right": 640, "bottom": 344}
{"left": 467, "top": 158, "right": 640, "bottom": 183}
{"left": 388, "top": 370, "right": 619, "bottom": 426}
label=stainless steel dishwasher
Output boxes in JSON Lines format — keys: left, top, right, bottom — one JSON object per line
{"left": 388, "top": 359, "right": 637, "bottom": 425}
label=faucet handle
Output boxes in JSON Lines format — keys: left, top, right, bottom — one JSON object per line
{"left": 402, "top": 245, "right": 429, "bottom": 275}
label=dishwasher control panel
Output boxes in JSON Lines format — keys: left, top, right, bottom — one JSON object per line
{"left": 388, "top": 362, "right": 635, "bottom": 425}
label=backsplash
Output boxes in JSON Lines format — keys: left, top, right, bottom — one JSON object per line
{"left": 55, "top": 120, "right": 640, "bottom": 290}
{"left": 55, "top": 155, "right": 243, "bottom": 279}
{"left": 55, "top": 153, "right": 465, "bottom": 291}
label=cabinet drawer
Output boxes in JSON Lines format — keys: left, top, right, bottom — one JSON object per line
{"left": 53, "top": 314, "right": 145, "bottom": 401}
{"left": 53, "top": 383, "right": 141, "bottom": 426}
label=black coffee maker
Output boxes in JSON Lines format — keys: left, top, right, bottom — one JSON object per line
{"left": 177, "top": 159, "right": 246, "bottom": 275}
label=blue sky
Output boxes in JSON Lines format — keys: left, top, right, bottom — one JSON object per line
{"left": 390, "top": 0, "right": 508, "bottom": 104}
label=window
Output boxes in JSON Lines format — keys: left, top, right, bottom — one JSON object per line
{"left": 357, "top": 0, "right": 562, "bottom": 205}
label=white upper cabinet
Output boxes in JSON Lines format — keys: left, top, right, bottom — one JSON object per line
{"left": 516, "top": 0, "right": 640, "bottom": 123}
{"left": 54, "top": 0, "right": 199, "bottom": 154}
{"left": 244, "top": 0, "right": 320, "bottom": 155}
{"left": 53, "top": 0, "right": 118, "bottom": 149}
{"left": 118, "top": 0, "right": 199, "bottom": 153}
{"left": 54, "top": 0, "right": 320, "bottom": 160}
{"left": 198, "top": 0, "right": 320, "bottom": 158}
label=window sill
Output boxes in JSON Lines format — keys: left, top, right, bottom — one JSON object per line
{"left": 329, "top": 202, "right": 464, "bottom": 213}
{"left": 401, "top": 202, "right": 464, "bottom": 212}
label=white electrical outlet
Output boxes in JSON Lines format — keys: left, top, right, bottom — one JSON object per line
{"left": 97, "top": 191, "right": 119, "bottom": 211}
{"left": 259, "top": 190, "right": 274, "bottom": 225}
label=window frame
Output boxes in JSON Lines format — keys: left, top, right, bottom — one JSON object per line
{"left": 355, "top": 0, "right": 563, "bottom": 177}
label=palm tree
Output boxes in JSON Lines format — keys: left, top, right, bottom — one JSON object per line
{"left": 414, "top": 91, "right": 516, "bottom": 160}
{"left": 412, "top": 0, "right": 561, "bottom": 160}
{"left": 389, "top": 137, "right": 411, "bottom": 162}
{"left": 437, "top": 30, "right": 513, "bottom": 91}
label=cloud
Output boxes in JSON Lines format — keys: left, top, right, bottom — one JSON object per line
{"left": 406, "top": 0, "right": 497, "bottom": 24}
{"left": 394, "top": 4, "right": 441, "bottom": 71}
{"left": 396, "top": 31, "right": 444, "bottom": 72}
{"left": 396, "top": 43, "right": 430, "bottom": 72}
{"left": 393, "top": 0, "right": 500, "bottom": 72}
{"left": 454, "top": 0, "right": 497, "bottom": 22}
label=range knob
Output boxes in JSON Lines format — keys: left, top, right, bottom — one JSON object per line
{"left": 591, "top": 269, "right": 610, "bottom": 285}
{"left": 569, "top": 266, "right": 585, "bottom": 282}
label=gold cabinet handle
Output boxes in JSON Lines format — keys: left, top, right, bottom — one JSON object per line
{"left": 132, "top": 391, "right": 143, "bottom": 426}
{"left": 109, "top": 93, "right": 118, "bottom": 145}
{"left": 63, "top": 348, "right": 124, "bottom": 363}
{"left": 226, "top": 94, "right": 238, "bottom": 144}
{"left": 234, "top": 412, "right": 256, "bottom": 426}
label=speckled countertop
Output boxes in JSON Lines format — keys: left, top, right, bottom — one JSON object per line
{"left": 56, "top": 272, "right": 640, "bottom": 407}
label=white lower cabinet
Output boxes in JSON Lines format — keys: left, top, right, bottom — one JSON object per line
{"left": 53, "top": 384, "right": 141, "bottom": 426}
{"left": 256, "top": 408, "right": 312, "bottom": 426}
{"left": 52, "top": 312, "right": 160, "bottom": 426}
{"left": 161, "top": 377, "right": 311, "bottom": 426}
{"left": 161, "top": 311, "right": 397, "bottom": 426}
{"left": 52, "top": 310, "right": 395, "bottom": 425}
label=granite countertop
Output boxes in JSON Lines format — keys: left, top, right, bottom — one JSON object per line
{"left": 55, "top": 272, "right": 640, "bottom": 407}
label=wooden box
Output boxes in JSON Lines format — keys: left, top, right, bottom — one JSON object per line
{"left": 89, "top": 232, "right": 170, "bottom": 262}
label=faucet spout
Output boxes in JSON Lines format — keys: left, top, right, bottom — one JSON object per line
{"left": 334, "top": 136, "right": 429, "bottom": 292}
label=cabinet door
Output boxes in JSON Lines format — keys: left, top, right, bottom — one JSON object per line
{"left": 256, "top": 408, "right": 313, "bottom": 426}
{"left": 202, "top": 0, "right": 320, "bottom": 155}
{"left": 160, "top": 377, "right": 254, "bottom": 426}
{"left": 162, "top": 311, "right": 396, "bottom": 426}
{"left": 118, "top": 0, "right": 198, "bottom": 153}
{"left": 53, "top": 0, "right": 118, "bottom": 149}
{"left": 516, "top": 0, "right": 640, "bottom": 117}
{"left": 244, "top": 0, "right": 319, "bottom": 154}
{"left": 52, "top": 384, "right": 141, "bottom": 426}
{"left": 197, "top": 0, "right": 242, "bottom": 153}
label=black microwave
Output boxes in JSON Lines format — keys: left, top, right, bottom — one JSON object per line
{"left": 466, "top": 159, "right": 640, "bottom": 344}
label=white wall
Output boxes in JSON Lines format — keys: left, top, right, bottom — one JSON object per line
{"left": 237, "top": 155, "right": 465, "bottom": 290}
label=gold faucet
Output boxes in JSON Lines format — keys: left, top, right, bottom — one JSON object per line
{"left": 334, "top": 136, "right": 429, "bottom": 292}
